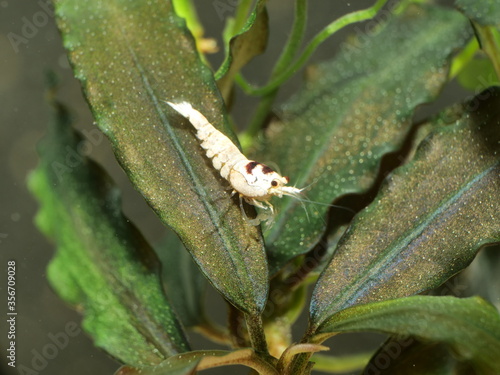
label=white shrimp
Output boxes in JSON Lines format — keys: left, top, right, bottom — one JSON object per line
{"left": 166, "top": 101, "right": 303, "bottom": 225}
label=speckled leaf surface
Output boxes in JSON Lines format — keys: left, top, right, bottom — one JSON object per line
{"left": 28, "top": 100, "right": 189, "bottom": 366}
{"left": 54, "top": 0, "right": 268, "bottom": 315}
{"left": 455, "top": 0, "right": 500, "bottom": 26}
{"left": 313, "top": 296, "right": 500, "bottom": 374}
{"left": 310, "top": 87, "right": 500, "bottom": 327}
{"left": 256, "top": 4, "right": 471, "bottom": 272}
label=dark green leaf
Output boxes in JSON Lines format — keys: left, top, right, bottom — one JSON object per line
{"left": 310, "top": 87, "right": 500, "bottom": 327}
{"left": 156, "top": 232, "right": 206, "bottom": 328}
{"left": 54, "top": 0, "right": 268, "bottom": 315}
{"left": 310, "top": 351, "right": 372, "bottom": 374}
{"left": 365, "top": 338, "right": 468, "bottom": 375}
{"left": 28, "top": 100, "right": 189, "bottom": 366}
{"left": 255, "top": 4, "right": 471, "bottom": 272}
{"left": 313, "top": 296, "right": 500, "bottom": 374}
{"left": 216, "top": 0, "right": 268, "bottom": 101}
{"left": 457, "top": 57, "right": 498, "bottom": 92}
{"left": 455, "top": 0, "right": 500, "bottom": 26}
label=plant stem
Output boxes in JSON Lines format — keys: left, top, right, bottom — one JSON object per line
{"left": 273, "top": 0, "right": 308, "bottom": 73}
{"left": 220, "top": 0, "right": 255, "bottom": 52}
{"left": 473, "top": 22, "right": 500, "bottom": 81}
{"left": 243, "top": 0, "right": 307, "bottom": 141}
{"left": 284, "top": 352, "right": 314, "bottom": 375}
{"left": 448, "top": 38, "right": 479, "bottom": 80}
{"left": 282, "top": 329, "right": 319, "bottom": 374}
{"left": 172, "top": 0, "right": 204, "bottom": 39}
{"left": 245, "top": 313, "right": 270, "bottom": 355}
{"left": 233, "top": 0, "right": 255, "bottom": 34}
{"left": 238, "top": 0, "right": 390, "bottom": 97}
{"left": 241, "top": 89, "right": 276, "bottom": 149}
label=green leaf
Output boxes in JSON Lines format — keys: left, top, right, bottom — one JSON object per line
{"left": 171, "top": 0, "right": 204, "bottom": 44}
{"left": 215, "top": 0, "right": 268, "bottom": 101}
{"left": 255, "top": 4, "right": 471, "bottom": 272}
{"left": 455, "top": 0, "right": 500, "bottom": 26}
{"left": 456, "top": 57, "right": 498, "bottom": 92}
{"left": 310, "top": 87, "right": 500, "bottom": 327}
{"left": 54, "top": 0, "right": 269, "bottom": 315}
{"left": 313, "top": 296, "right": 500, "bottom": 374}
{"left": 28, "top": 99, "right": 189, "bottom": 366}
{"left": 455, "top": 0, "right": 500, "bottom": 80}
{"left": 156, "top": 232, "right": 206, "bottom": 328}
{"left": 115, "top": 349, "right": 278, "bottom": 375}
{"left": 310, "top": 351, "right": 372, "bottom": 374}
{"left": 365, "top": 338, "right": 468, "bottom": 375}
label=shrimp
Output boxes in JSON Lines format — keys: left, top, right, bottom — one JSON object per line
{"left": 166, "top": 101, "right": 303, "bottom": 225}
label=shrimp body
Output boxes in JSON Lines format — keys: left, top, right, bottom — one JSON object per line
{"left": 166, "top": 101, "right": 302, "bottom": 222}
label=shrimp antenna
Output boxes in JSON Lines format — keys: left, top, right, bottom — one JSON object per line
{"left": 291, "top": 176, "right": 356, "bottom": 215}
{"left": 295, "top": 197, "right": 356, "bottom": 215}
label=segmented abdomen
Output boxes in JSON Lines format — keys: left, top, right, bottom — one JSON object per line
{"left": 167, "top": 101, "right": 247, "bottom": 180}
{"left": 197, "top": 121, "right": 247, "bottom": 180}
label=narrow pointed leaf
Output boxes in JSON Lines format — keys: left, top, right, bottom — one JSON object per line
{"left": 313, "top": 296, "right": 500, "bottom": 374}
{"left": 310, "top": 87, "right": 500, "bottom": 326}
{"left": 54, "top": 0, "right": 268, "bottom": 314}
{"left": 255, "top": 4, "right": 471, "bottom": 272}
{"left": 28, "top": 100, "right": 189, "bottom": 366}
{"left": 216, "top": 0, "right": 268, "bottom": 100}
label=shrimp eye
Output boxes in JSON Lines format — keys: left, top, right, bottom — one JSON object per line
{"left": 271, "top": 180, "right": 278, "bottom": 187}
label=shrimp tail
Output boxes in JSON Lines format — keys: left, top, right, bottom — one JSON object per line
{"left": 165, "top": 101, "right": 211, "bottom": 131}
